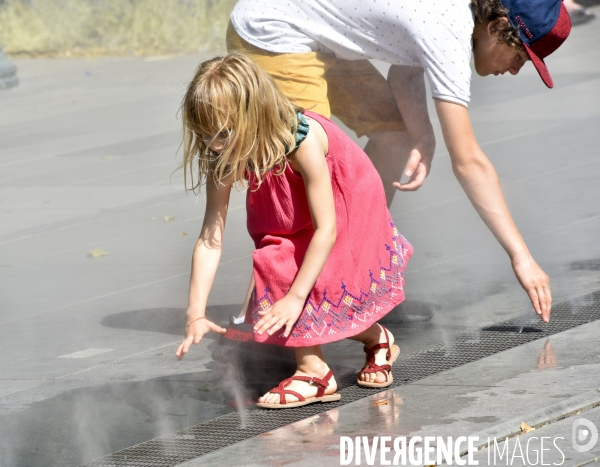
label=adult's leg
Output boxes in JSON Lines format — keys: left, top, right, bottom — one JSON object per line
{"left": 364, "top": 130, "right": 413, "bottom": 208}
{"left": 563, "top": 0, "right": 596, "bottom": 25}
{"left": 325, "top": 59, "right": 410, "bottom": 208}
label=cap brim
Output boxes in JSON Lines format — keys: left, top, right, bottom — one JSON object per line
{"left": 524, "top": 43, "right": 554, "bottom": 89}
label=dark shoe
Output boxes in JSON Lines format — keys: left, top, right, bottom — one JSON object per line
{"left": 569, "top": 8, "right": 596, "bottom": 26}
{"left": 379, "top": 301, "right": 437, "bottom": 324}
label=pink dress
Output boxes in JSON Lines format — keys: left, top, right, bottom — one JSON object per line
{"left": 246, "top": 111, "right": 412, "bottom": 347}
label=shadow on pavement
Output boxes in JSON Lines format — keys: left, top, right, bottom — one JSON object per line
{"left": 100, "top": 304, "right": 243, "bottom": 336}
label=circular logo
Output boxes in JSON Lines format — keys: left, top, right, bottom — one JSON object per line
{"left": 572, "top": 418, "right": 599, "bottom": 453}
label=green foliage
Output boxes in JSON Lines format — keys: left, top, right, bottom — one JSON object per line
{"left": 0, "top": 0, "right": 236, "bottom": 56}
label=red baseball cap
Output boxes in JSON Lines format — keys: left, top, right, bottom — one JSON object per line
{"left": 502, "top": 0, "right": 572, "bottom": 88}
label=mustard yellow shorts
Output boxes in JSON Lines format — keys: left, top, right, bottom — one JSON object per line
{"left": 226, "top": 23, "right": 405, "bottom": 137}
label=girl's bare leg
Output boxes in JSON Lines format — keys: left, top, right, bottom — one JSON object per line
{"left": 237, "top": 272, "right": 255, "bottom": 319}
{"left": 349, "top": 324, "right": 396, "bottom": 384}
{"left": 258, "top": 345, "right": 338, "bottom": 404}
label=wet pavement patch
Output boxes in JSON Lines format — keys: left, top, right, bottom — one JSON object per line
{"left": 81, "top": 289, "right": 600, "bottom": 467}
{"left": 0, "top": 373, "right": 232, "bottom": 467}
{"left": 571, "top": 258, "right": 600, "bottom": 271}
{"left": 481, "top": 325, "right": 542, "bottom": 333}
{"left": 463, "top": 416, "right": 500, "bottom": 424}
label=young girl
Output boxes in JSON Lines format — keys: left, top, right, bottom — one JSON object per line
{"left": 175, "top": 53, "right": 412, "bottom": 408}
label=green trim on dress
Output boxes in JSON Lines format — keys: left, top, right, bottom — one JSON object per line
{"left": 293, "top": 112, "right": 310, "bottom": 151}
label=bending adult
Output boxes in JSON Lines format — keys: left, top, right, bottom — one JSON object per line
{"left": 227, "top": 0, "right": 571, "bottom": 322}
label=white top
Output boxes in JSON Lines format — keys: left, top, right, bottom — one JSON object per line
{"left": 231, "top": 0, "right": 474, "bottom": 107}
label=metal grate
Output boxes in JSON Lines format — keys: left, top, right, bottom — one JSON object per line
{"left": 80, "top": 290, "right": 600, "bottom": 467}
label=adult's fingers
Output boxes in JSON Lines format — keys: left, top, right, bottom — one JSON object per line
{"left": 396, "top": 163, "right": 427, "bottom": 191}
{"left": 403, "top": 149, "right": 422, "bottom": 178}
{"left": 545, "top": 282, "right": 553, "bottom": 307}
{"left": 527, "top": 285, "right": 551, "bottom": 323}
{"left": 537, "top": 285, "right": 551, "bottom": 322}
{"left": 527, "top": 288, "right": 541, "bottom": 317}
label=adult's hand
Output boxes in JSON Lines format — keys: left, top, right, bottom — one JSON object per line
{"left": 388, "top": 65, "right": 436, "bottom": 192}
{"left": 394, "top": 140, "right": 434, "bottom": 191}
{"left": 511, "top": 254, "right": 552, "bottom": 322}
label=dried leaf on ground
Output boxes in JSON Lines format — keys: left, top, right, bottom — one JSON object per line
{"left": 164, "top": 216, "right": 176, "bottom": 222}
{"left": 371, "top": 399, "right": 389, "bottom": 406}
{"left": 179, "top": 231, "right": 188, "bottom": 236}
{"left": 87, "top": 249, "right": 109, "bottom": 259}
{"left": 520, "top": 422, "right": 535, "bottom": 433}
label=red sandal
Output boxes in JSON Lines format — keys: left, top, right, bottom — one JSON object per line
{"left": 256, "top": 369, "right": 341, "bottom": 409}
{"left": 356, "top": 324, "right": 400, "bottom": 388}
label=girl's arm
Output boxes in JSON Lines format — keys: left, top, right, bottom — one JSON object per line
{"left": 254, "top": 118, "right": 337, "bottom": 338}
{"left": 176, "top": 177, "right": 233, "bottom": 360}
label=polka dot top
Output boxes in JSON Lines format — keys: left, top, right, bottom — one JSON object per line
{"left": 231, "top": 0, "right": 474, "bottom": 107}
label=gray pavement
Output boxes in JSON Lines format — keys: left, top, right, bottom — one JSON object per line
{"left": 183, "top": 320, "right": 600, "bottom": 467}
{"left": 1, "top": 10, "right": 600, "bottom": 467}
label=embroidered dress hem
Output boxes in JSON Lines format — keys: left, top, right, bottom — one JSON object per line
{"left": 249, "top": 223, "right": 412, "bottom": 347}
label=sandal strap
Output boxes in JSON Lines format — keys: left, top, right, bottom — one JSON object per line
{"left": 266, "top": 377, "right": 306, "bottom": 405}
{"left": 359, "top": 362, "right": 392, "bottom": 381}
{"left": 267, "top": 369, "right": 335, "bottom": 403}
{"left": 293, "top": 369, "right": 334, "bottom": 398}
{"left": 362, "top": 325, "right": 392, "bottom": 362}
{"left": 280, "top": 389, "right": 305, "bottom": 404}
{"left": 358, "top": 325, "right": 393, "bottom": 382}
{"left": 380, "top": 324, "right": 392, "bottom": 361}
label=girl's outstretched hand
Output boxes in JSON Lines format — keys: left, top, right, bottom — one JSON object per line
{"left": 175, "top": 317, "right": 226, "bottom": 360}
{"left": 254, "top": 294, "right": 305, "bottom": 338}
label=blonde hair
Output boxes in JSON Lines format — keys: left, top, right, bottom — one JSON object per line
{"left": 180, "top": 52, "right": 299, "bottom": 192}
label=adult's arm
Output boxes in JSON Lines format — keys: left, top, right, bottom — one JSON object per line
{"left": 435, "top": 99, "right": 551, "bottom": 321}
{"left": 388, "top": 65, "right": 436, "bottom": 191}
{"left": 175, "top": 178, "right": 232, "bottom": 359}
